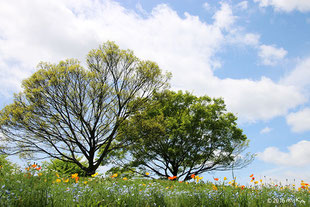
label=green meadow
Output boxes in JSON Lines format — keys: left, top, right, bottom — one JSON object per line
{"left": 0, "top": 163, "right": 309, "bottom": 207}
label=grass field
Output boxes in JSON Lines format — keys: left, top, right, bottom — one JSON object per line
{"left": 0, "top": 163, "right": 309, "bottom": 207}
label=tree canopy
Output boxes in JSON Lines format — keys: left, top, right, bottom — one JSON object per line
{"left": 0, "top": 41, "right": 170, "bottom": 176}
{"left": 110, "top": 90, "right": 253, "bottom": 181}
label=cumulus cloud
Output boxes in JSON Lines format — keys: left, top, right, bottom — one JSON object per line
{"left": 0, "top": 0, "right": 306, "bottom": 123}
{"left": 258, "top": 140, "right": 310, "bottom": 166}
{"left": 227, "top": 32, "right": 260, "bottom": 47}
{"left": 136, "top": 2, "right": 148, "bottom": 16}
{"left": 260, "top": 127, "right": 272, "bottom": 134}
{"left": 286, "top": 108, "right": 310, "bottom": 133}
{"left": 203, "top": 2, "right": 211, "bottom": 11}
{"left": 254, "top": 0, "right": 310, "bottom": 12}
{"left": 243, "top": 33, "right": 260, "bottom": 46}
{"left": 236, "top": 1, "right": 248, "bottom": 10}
{"left": 205, "top": 77, "right": 305, "bottom": 122}
{"left": 258, "top": 44, "right": 287, "bottom": 66}
{"left": 281, "top": 57, "right": 310, "bottom": 90}
{"left": 212, "top": 2, "right": 236, "bottom": 30}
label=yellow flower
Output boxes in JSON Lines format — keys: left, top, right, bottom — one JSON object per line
{"left": 63, "top": 179, "right": 69, "bottom": 183}
{"left": 84, "top": 181, "right": 88, "bottom": 184}
{"left": 254, "top": 181, "right": 258, "bottom": 184}
{"left": 146, "top": 172, "right": 150, "bottom": 176}
{"left": 224, "top": 177, "right": 227, "bottom": 181}
{"left": 56, "top": 173, "right": 60, "bottom": 178}
{"left": 91, "top": 172, "right": 98, "bottom": 177}
{"left": 71, "top": 173, "right": 78, "bottom": 179}
{"left": 112, "top": 173, "right": 118, "bottom": 178}
{"left": 123, "top": 177, "right": 128, "bottom": 181}
{"left": 38, "top": 173, "right": 43, "bottom": 176}
{"left": 260, "top": 179, "right": 263, "bottom": 183}
{"left": 195, "top": 176, "right": 203, "bottom": 183}
{"left": 212, "top": 185, "right": 218, "bottom": 191}
{"left": 56, "top": 179, "right": 61, "bottom": 183}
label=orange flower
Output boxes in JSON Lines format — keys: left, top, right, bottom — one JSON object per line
{"left": 168, "top": 176, "right": 177, "bottom": 180}
{"left": 71, "top": 173, "right": 78, "bottom": 179}
{"left": 31, "top": 164, "right": 37, "bottom": 168}
{"left": 241, "top": 185, "right": 245, "bottom": 189}
{"left": 249, "top": 174, "right": 254, "bottom": 177}
{"left": 35, "top": 167, "right": 41, "bottom": 171}
{"left": 179, "top": 181, "right": 183, "bottom": 183}
{"left": 214, "top": 178, "right": 219, "bottom": 181}
{"left": 191, "top": 174, "right": 195, "bottom": 179}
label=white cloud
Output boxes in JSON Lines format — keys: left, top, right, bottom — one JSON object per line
{"left": 243, "top": 33, "right": 260, "bottom": 46}
{"left": 281, "top": 57, "right": 310, "bottom": 90}
{"left": 254, "top": 0, "right": 310, "bottom": 12}
{"left": 228, "top": 32, "right": 260, "bottom": 46}
{"left": 258, "top": 140, "right": 310, "bottom": 166}
{"left": 237, "top": 1, "right": 248, "bottom": 10}
{"left": 203, "top": 2, "right": 211, "bottom": 11}
{"left": 0, "top": 0, "right": 306, "bottom": 123}
{"left": 260, "top": 127, "right": 272, "bottom": 134}
{"left": 258, "top": 44, "right": 287, "bottom": 66}
{"left": 136, "top": 3, "right": 148, "bottom": 16}
{"left": 205, "top": 77, "right": 305, "bottom": 122}
{"left": 212, "top": 2, "right": 236, "bottom": 30}
{"left": 286, "top": 108, "right": 310, "bottom": 133}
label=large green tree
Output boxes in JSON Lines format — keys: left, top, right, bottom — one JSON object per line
{"left": 111, "top": 90, "right": 253, "bottom": 181}
{"left": 0, "top": 41, "right": 170, "bottom": 176}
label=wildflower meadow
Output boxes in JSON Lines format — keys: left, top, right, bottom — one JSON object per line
{"left": 0, "top": 158, "right": 309, "bottom": 207}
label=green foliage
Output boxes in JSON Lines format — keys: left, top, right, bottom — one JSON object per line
{"left": 113, "top": 90, "right": 253, "bottom": 180}
{"left": 0, "top": 155, "right": 18, "bottom": 176}
{"left": 0, "top": 41, "right": 170, "bottom": 176}
{"left": 42, "top": 158, "right": 88, "bottom": 177}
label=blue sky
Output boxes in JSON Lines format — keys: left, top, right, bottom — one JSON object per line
{"left": 1, "top": 0, "right": 310, "bottom": 185}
